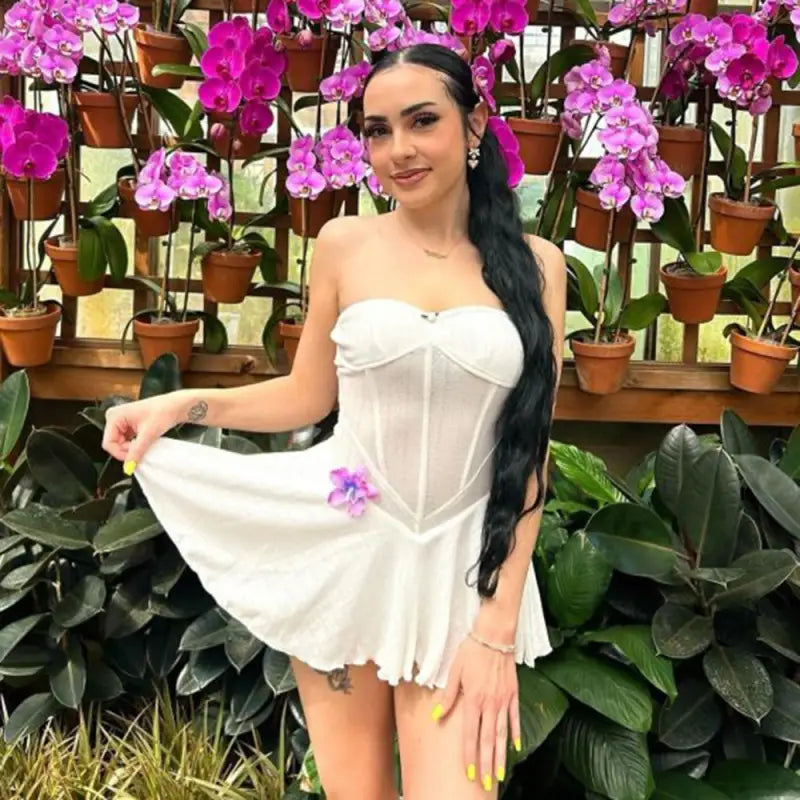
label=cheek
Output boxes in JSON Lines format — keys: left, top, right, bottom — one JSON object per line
{"left": 365, "top": 141, "right": 390, "bottom": 179}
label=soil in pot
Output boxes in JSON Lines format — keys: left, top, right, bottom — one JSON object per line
{"left": 133, "top": 24, "right": 192, "bottom": 89}
{"left": 570, "top": 333, "right": 635, "bottom": 395}
{"left": 133, "top": 315, "right": 199, "bottom": 372}
{"left": 507, "top": 117, "right": 561, "bottom": 175}
{"left": 45, "top": 235, "right": 105, "bottom": 297}
{"left": 278, "top": 319, "right": 303, "bottom": 367}
{"left": 655, "top": 125, "right": 704, "bottom": 179}
{"left": 278, "top": 33, "right": 339, "bottom": 93}
{"left": 574, "top": 187, "right": 636, "bottom": 251}
{"left": 290, "top": 191, "right": 341, "bottom": 238}
{"left": 5, "top": 169, "right": 66, "bottom": 220}
{"left": 201, "top": 248, "right": 260, "bottom": 304}
{"left": 73, "top": 92, "right": 138, "bottom": 148}
{"left": 729, "top": 329, "right": 798, "bottom": 394}
{"left": 118, "top": 177, "right": 179, "bottom": 237}
{"left": 660, "top": 262, "right": 727, "bottom": 324}
{"left": 708, "top": 193, "right": 775, "bottom": 255}
{"left": 208, "top": 112, "right": 262, "bottom": 160}
{"left": 0, "top": 300, "right": 61, "bottom": 367}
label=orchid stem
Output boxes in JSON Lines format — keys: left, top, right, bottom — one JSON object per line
{"left": 744, "top": 114, "right": 758, "bottom": 204}
{"left": 182, "top": 200, "right": 197, "bottom": 321}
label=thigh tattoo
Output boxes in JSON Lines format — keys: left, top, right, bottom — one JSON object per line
{"left": 318, "top": 665, "right": 353, "bottom": 694}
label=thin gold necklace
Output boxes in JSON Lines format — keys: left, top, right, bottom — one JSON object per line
{"left": 396, "top": 216, "right": 465, "bottom": 260}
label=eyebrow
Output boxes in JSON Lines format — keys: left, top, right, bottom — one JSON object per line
{"left": 363, "top": 101, "right": 437, "bottom": 123}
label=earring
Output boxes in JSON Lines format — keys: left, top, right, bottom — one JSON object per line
{"left": 467, "top": 144, "right": 480, "bottom": 169}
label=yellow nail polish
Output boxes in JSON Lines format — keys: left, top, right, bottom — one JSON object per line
{"left": 123, "top": 460, "right": 137, "bottom": 476}
{"left": 466, "top": 763, "right": 476, "bottom": 782}
{"left": 430, "top": 703, "right": 444, "bottom": 722}
{"left": 496, "top": 766, "right": 505, "bottom": 782}
{"left": 514, "top": 737, "right": 522, "bottom": 752}
{"left": 482, "top": 774, "right": 492, "bottom": 792}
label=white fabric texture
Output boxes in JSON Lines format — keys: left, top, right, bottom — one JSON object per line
{"left": 133, "top": 297, "right": 553, "bottom": 689}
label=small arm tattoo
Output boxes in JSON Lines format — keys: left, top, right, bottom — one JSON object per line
{"left": 187, "top": 401, "right": 209, "bottom": 423}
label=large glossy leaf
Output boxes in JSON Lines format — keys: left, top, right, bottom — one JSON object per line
{"left": 778, "top": 426, "right": 800, "bottom": 478}
{"left": 180, "top": 608, "right": 229, "bottom": 651}
{"left": 618, "top": 293, "right": 667, "bottom": 330}
{"left": 582, "top": 625, "right": 677, "bottom": 699}
{"left": 703, "top": 646, "right": 772, "bottom": 721}
{"left": 52, "top": 575, "right": 106, "bottom": 627}
{"left": 225, "top": 622, "right": 263, "bottom": 672}
{"left": 538, "top": 647, "right": 652, "bottom": 732}
{"left": 141, "top": 86, "right": 203, "bottom": 140}
{"left": 735, "top": 454, "right": 800, "bottom": 539}
{"left": 3, "top": 504, "right": 89, "bottom": 550}
{"left": 658, "top": 678, "right": 723, "bottom": 750}
{"left": 0, "top": 371, "right": 29, "bottom": 461}
{"left": 711, "top": 550, "right": 798, "bottom": 608}
{"left": 546, "top": 532, "right": 612, "bottom": 628}
{"left": 654, "top": 772, "right": 731, "bottom": 800}
{"left": 565, "top": 256, "right": 599, "bottom": 319}
{"left": 756, "top": 614, "right": 800, "bottom": 663}
{"left": 650, "top": 196, "right": 695, "bottom": 254}
{"left": 678, "top": 448, "right": 740, "bottom": 567}
{"left": 94, "top": 508, "right": 163, "bottom": 553}
{"left": 721, "top": 409, "right": 758, "bottom": 457}
{"left": 652, "top": 604, "right": 713, "bottom": 659}
{"left": 146, "top": 618, "right": 185, "bottom": 678}
{"left": 559, "top": 708, "right": 654, "bottom": 800}
{"left": 231, "top": 664, "right": 272, "bottom": 722}
{"left": 711, "top": 121, "right": 747, "bottom": 194}
{"left": 549, "top": 441, "right": 623, "bottom": 505}
{"left": 139, "top": 352, "right": 182, "bottom": 399}
{"left": 2, "top": 692, "right": 61, "bottom": 743}
{"left": 176, "top": 647, "right": 229, "bottom": 695}
{"left": 708, "top": 760, "right": 800, "bottom": 799}
{"left": 92, "top": 217, "right": 128, "bottom": 282}
{"left": 514, "top": 667, "right": 568, "bottom": 761}
{"left": 0, "top": 613, "right": 46, "bottom": 662}
{"left": 685, "top": 250, "right": 724, "bottom": 275}
{"left": 26, "top": 429, "right": 97, "bottom": 504}
{"left": 263, "top": 647, "right": 297, "bottom": 694}
{"left": 48, "top": 635, "right": 86, "bottom": 709}
{"left": 1, "top": 551, "right": 53, "bottom": 590}
{"left": 586, "top": 503, "right": 679, "bottom": 578}
{"left": 104, "top": 572, "right": 153, "bottom": 639}
{"left": 85, "top": 661, "right": 124, "bottom": 701}
{"left": 761, "top": 673, "right": 800, "bottom": 743}
{"left": 655, "top": 424, "right": 702, "bottom": 517}
{"left": 77, "top": 224, "right": 106, "bottom": 280}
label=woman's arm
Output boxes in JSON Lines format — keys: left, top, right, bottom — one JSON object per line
{"left": 165, "top": 218, "right": 349, "bottom": 434}
{"left": 472, "top": 236, "right": 567, "bottom": 643}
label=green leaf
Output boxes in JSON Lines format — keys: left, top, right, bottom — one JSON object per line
{"left": 655, "top": 424, "right": 702, "bottom": 517}
{"left": 721, "top": 409, "right": 758, "bottom": 456}
{"left": 180, "top": 608, "right": 229, "bottom": 651}
{"left": 139, "top": 352, "right": 182, "bottom": 399}
{"left": 26, "top": 428, "right": 97, "bottom": 504}
{"left": 711, "top": 120, "right": 747, "bottom": 195}
{"left": 751, "top": 174, "right": 800, "bottom": 194}
{"left": 0, "top": 614, "right": 46, "bottom": 662}
{"left": 538, "top": 647, "right": 652, "bottom": 732}
{"left": 582, "top": 625, "right": 677, "bottom": 699}
{"left": 2, "top": 693, "right": 61, "bottom": 743}
{"left": 529, "top": 45, "right": 597, "bottom": 104}
{"left": 84, "top": 661, "right": 124, "bottom": 701}
{"left": 225, "top": 623, "right": 263, "bottom": 672}
{"left": 85, "top": 182, "right": 118, "bottom": 217}
{"left": 559, "top": 707, "right": 654, "bottom": 800}
{"left": 94, "top": 508, "right": 163, "bottom": 553}
{"left": 3, "top": 504, "right": 90, "bottom": 550}
{"left": 546, "top": 532, "right": 612, "bottom": 628}
{"left": 514, "top": 667, "right": 568, "bottom": 759}
{"left": 703, "top": 646, "right": 772, "bottom": 721}
{"left": 757, "top": 614, "right": 800, "bottom": 664}
{"left": 52, "top": 576, "right": 106, "bottom": 628}
{"left": 658, "top": 678, "right": 723, "bottom": 750}
{"left": 1, "top": 551, "right": 53, "bottom": 590}
{"left": 779, "top": 426, "right": 800, "bottom": 479}
{"left": 549, "top": 441, "right": 623, "bottom": 505}
{"left": 685, "top": 250, "right": 724, "bottom": 275}
{"left": 708, "top": 759, "right": 800, "bottom": 799}
{"left": 231, "top": 668, "right": 272, "bottom": 722}
{"left": 141, "top": 86, "right": 203, "bottom": 140}
{"left": 146, "top": 618, "right": 184, "bottom": 678}
{"left": 761, "top": 673, "right": 800, "bottom": 743}
{"left": 654, "top": 772, "right": 731, "bottom": 800}
{"left": 618, "top": 292, "right": 667, "bottom": 330}
{"left": 652, "top": 603, "right": 713, "bottom": 659}
{"left": 651, "top": 196, "right": 695, "bottom": 254}
{"left": 48, "top": 635, "right": 86, "bottom": 709}
{"left": 151, "top": 63, "right": 204, "bottom": 79}
{"left": 735, "top": 454, "right": 800, "bottom": 539}
{"left": 733, "top": 256, "right": 792, "bottom": 291}
{"left": 262, "top": 647, "right": 296, "bottom": 694}
{"left": 195, "top": 311, "right": 228, "bottom": 354}
{"left": 77, "top": 224, "right": 106, "bottom": 281}
{"left": 176, "top": 648, "right": 229, "bottom": 695}
{"left": 0, "top": 370, "right": 30, "bottom": 461}
{"left": 180, "top": 21, "right": 207, "bottom": 57}
{"left": 711, "top": 550, "right": 798, "bottom": 609}
{"left": 565, "top": 256, "right": 599, "bottom": 319}
{"left": 586, "top": 503, "right": 679, "bottom": 578}
{"left": 91, "top": 217, "right": 127, "bottom": 282}
{"left": 104, "top": 572, "right": 152, "bottom": 639}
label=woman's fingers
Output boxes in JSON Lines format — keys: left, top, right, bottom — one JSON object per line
{"left": 479, "top": 702, "right": 499, "bottom": 791}
{"left": 495, "top": 705, "right": 509, "bottom": 784}
{"left": 462, "top": 694, "right": 480, "bottom": 785}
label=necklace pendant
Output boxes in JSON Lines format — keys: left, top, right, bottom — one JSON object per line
{"left": 423, "top": 248, "right": 447, "bottom": 260}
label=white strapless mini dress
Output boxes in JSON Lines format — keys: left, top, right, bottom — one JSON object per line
{"left": 132, "top": 298, "right": 552, "bottom": 689}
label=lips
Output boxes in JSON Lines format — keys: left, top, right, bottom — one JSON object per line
{"left": 391, "top": 168, "right": 430, "bottom": 187}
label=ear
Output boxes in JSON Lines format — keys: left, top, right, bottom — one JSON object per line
{"left": 467, "top": 101, "right": 489, "bottom": 148}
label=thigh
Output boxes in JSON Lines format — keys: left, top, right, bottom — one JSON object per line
{"left": 394, "top": 679, "right": 499, "bottom": 800}
{"left": 290, "top": 657, "right": 399, "bottom": 800}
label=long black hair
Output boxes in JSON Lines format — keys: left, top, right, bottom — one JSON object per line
{"left": 363, "top": 44, "right": 557, "bottom": 599}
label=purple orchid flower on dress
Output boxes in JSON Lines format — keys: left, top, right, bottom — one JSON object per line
{"left": 328, "top": 466, "right": 380, "bottom": 517}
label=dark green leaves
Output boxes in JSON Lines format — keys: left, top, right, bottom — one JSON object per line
{"left": 652, "top": 604, "right": 713, "bottom": 659}
{"left": 703, "top": 647, "right": 772, "bottom": 722}
{"left": 735, "top": 454, "right": 800, "bottom": 539}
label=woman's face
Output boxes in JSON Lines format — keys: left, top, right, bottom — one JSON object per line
{"left": 362, "top": 63, "right": 484, "bottom": 210}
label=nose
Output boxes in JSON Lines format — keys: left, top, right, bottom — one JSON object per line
{"left": 390, "top": 128, "right": 416, "bottom": 164}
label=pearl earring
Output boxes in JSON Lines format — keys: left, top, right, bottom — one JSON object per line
{"left": 467, "top": 144, "right": 480, "bottom": 169}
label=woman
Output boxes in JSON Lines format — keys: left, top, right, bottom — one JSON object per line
{"left": 102, "top": 43, "right": 566, "bottom": 800}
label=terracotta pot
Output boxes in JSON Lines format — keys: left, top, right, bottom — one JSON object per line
{"left": 73, "top": 92, "right": 138, "bottom": 148}
{"left": 278, "top": 319, "right": 303, "bottom": 367}
{"left": 570, "top": 333, "right": 635, "bottom": 395}
{"left": 790, "top": 265, "right": 800, "bottom": 307}
{"left": 729, "top": 329, "right": 797, "bottom": 394}
{"left": 655, "top": 125, "right": 705, "bottom": 179}
{"left": 278, "top": 33, "right": 339, "bottom": 93}
{"left": 44, "top": 236, "right": 105, "bottom": 297}
{"left": 687, "top": 0, "right": 718, "bottom": 15}
{"left": 118, "top": 177, "right": 179, "bottom": 237}
{"left": 507, "top": 117, "right": 561, "bottom": 176}
{"left": 569, "top": 40, "right": 642, "bottom": 83}
{"left": 290, "top": 191, "right": 340, "bottom": 238}
{"left": 201, "top": 248, "right": 260, "bottom": 304}
{"left": 0, "top": 300, "right": 61, "bottom": 367}
{"left": 660, "top": 263, "right": 726, "bottom": 324}
{"left": 133, "top": 24, "right": 192, "bottom": 89}
{"left": 574, "top": 187, "right": 636, "bottom": 251}
{"left": 5, "top": 169, "right": 65, "bottom": 220}
{"left": 133, "top": 316, "right": 199, "bottom": 371}
{"left": 232, "top": 0, "right": 265, "bottom": 10}
{"left": 526, "top": 0, "right": 540, "bottom": 20}
{"left": 708, "top": 193, "right": 774, "bottom": 255}
{"left": 133, "top": 0, "right": 152, "bottom": 23}
{"left": 208, "top": 111, "right": 262, "bottom": 160}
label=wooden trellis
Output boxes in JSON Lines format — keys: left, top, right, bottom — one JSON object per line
{"left": 0, "top": 0, "right": 798, "bottom": 425}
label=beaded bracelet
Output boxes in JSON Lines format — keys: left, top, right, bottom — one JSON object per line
{"left": 468, "top": 630, "right": 516, "bottom": 655}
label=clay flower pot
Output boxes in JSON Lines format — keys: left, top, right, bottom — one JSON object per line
{"left": 278, "top": 319, "right": 303, "bottom": 367}
{"left": 790, "top": 265, "right": 800, "bottom": 306}
{"left": 208, "top": 111, "right": 262, "bottom": 160}
{"left": 201, "top": 248, "right": 260, "bottom": 304}
{"left": 655, "top": 125, "right": 705, "bottom": 179}
{"left": 507, "top": 117, "right": 561, "bottom": 176}
{"left": 290, "top": 191, "right": 340, "bottom": 238}
{"left": 118, "top": 177, "right": 179, "bottom": 237}
{"left": 5, "top": 169, "right": 65, "bottom": 220}
{"left": 570, "top": 333, "right": 635, "bottom": 395}
{"left": 278, "top": 33, "right": 339, "bottom": 93}
{"left": 73, "top": 92, "right": 138, "bottom": 148}
{"left": 133, "top": 24, "right": 192, "bottom": 89}
{"left": 660, "top": 262, "right": 727, "bottom": 324}
{"left": 526, "top": 0, "right": 540, "bottom": 20}
{"left": 708, "top": 193, "right": 775, "bottom": 255}
{"left": 729, "top": 329, "right": 797, "bottom": 394}
{"left": 0, "top": 300, "right": 61, "bottom": 367}
{"left": 133, "top": 315, "right": 199, "bottom": 371}
{"left": 687, "top": 0, "right": 718, "bottom": 15}
{"left": 44, "top": 236, "right": 105, "bottom": 297}
{"left": 574, "top": 187, "right": 636, "bottom": 251}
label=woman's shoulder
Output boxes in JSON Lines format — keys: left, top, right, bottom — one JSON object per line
{"left": 315, "top": 213, "right": 386, "bottom": 249}
{"left": 524, "top": 234, "right": 565, "bottom": 271}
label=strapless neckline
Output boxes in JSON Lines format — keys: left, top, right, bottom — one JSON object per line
{"left": 337, "top": 297, "right": 510, "bottom": 323}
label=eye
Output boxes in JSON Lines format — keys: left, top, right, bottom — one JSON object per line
{"left": 413, "top": 113, "right": 439, "bottom": 128}
{"left": 363, "top": 124, "right": 389, "bottom": 139}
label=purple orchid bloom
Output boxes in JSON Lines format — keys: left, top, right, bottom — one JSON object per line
{"left": 208, "top": 181, "right": 232, "bottom": 221}
{"left": 240, "top": 99, "right": 274, "bottom": 136}
{"left": 367, "top": 24, "right": 401, "bottom": 51}
{"left": 200, "top": 46, "right": 245, "bottom": 80}
{"left": 38, "top": 51, "right": 77, "bottom": 83}
{"left": 471, "top": 55, "right": 496, "bottom": 111}
{"left": 2, "top": 131, "right": 57, "bottom": 179}
{"left": 327, "top": 466, "right": 379, "bottom": 517}
{"left": 488, "top": 0, "right": 527, "bottom": 34}
{"left": 134, "top": 180, "right": 176, "bottom": 211}
{"left": 208, "top": 17, "right": 253, "bottom": 51}
{"left": 240, "top": 63, "right": 281, "bottom": 101}
{"left": 286, "top": 168, "right": 326, "bottom": 199}
{"left": 450, "top": 0, "right": 491, "bottom": 35}
{"left": 198, "top": 77, "right": 242, "bottom": 113}
{"left": 266, "top": 0, "right": 290, "bottom": 33}
{"left": 489, "top": 38, "right": 515, "bottom": 64}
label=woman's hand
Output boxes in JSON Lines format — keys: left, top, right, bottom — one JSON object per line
{"left": 430, "top": 635, "right": 521, "bottom": 792}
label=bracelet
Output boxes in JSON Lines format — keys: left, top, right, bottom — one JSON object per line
{"left": 468, "top": 630, "right": 516, "bottom": 655}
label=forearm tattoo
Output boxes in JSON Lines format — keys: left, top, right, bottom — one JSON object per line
{"left": 325, "top": 666, "right": 353, "bottom": 694}
{"left": 187, "top": 401, "right": 208, "bottom": 423}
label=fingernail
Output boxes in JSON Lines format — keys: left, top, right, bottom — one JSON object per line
{"left": 496, "top": 766, "right": 505, "bottom": 782}
{"left": 466, "top": 763, "right": 476, "bottom": 782}
{"left": 123, "top": 460, "right": 137, "bottom": 476}
{"left": 514, "top": 737, "right": 522, "bottom": 752}
{"left": 430, "top": 704, "right": 444, "bottom": 722}
{"left": 482, "top": 774, "right": 492, "bottom": 792}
